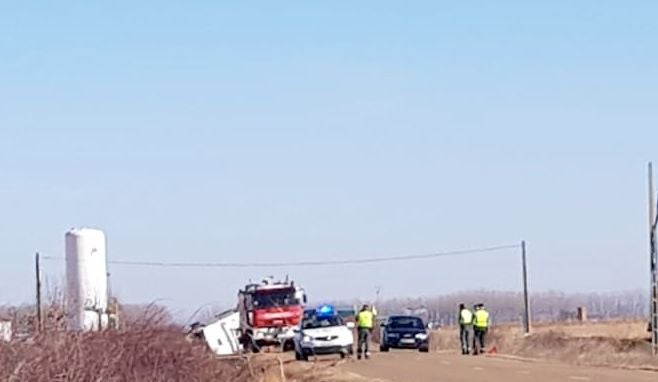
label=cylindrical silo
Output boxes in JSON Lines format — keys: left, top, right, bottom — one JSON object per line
{"left": 65, "top": 228, "right": 109, "bottom": 331}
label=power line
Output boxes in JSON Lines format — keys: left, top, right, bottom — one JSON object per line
{"left": 41, "top": 243, "right": 520, "bottom": 268}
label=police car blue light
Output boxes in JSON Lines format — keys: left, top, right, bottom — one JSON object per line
{"left": 316, "top": 304, "right": 336, "bottom": 318}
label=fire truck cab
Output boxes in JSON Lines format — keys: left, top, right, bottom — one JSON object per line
{"left": 238, "top": 277, "right": 306, "bottom": 351}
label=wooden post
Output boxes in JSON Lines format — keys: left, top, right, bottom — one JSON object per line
{"left": 35, "top": 252, "right": 43, "bottom": 333}
{"left": 522, "top": 241, "right": 531, "bottom": 334}
{"left": 577, "top": 306, "right": 587, "bottom": 322}
{"left": 649, "top": 163, "right": 658, "bottom": 356}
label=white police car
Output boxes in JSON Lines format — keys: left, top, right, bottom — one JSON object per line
{"left": 294, "top": 305, "right": 355, "bottom": 361}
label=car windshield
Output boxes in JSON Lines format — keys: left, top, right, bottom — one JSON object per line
{"left": 336, "top": 308, "right": 355, "bottom": 320}
{"left": 252, "top": 289, "right": 299, "bottom": 308}
{"left": 388, "top": 317, "right": 424, "bottom": 329}
{"left": 302, "top": 315, "right": 344, "bottom": 329}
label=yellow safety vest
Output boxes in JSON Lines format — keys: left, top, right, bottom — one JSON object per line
{"left": 459, "top": 309, "right": 473, "bottom": 325}
{"left": 357, "top": 310, "right": 374, "bottom": 329}
{"left": 474, "top": 309, "right": 489, "bottom": 328}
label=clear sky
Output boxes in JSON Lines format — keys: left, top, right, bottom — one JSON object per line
{"left": 1, "top": 1, "right": 657, "bottom": 316}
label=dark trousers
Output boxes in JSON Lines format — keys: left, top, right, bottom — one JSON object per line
{"left": 459, "top": 325, "right": 471, "bottom": 354}
{"left": 473, "top": 327, "right": 487, "bottom": 354}
{"left": 357, "top": 328, "right": 371, "bottom": 356}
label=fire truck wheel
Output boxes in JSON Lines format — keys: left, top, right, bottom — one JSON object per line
{"left": 282, "top": 340, "right": 295, "bottom": 352}
{"left": 244, "top": 333, "right": 260, "bottom": 353}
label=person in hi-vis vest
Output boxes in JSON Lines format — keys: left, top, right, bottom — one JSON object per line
{"left": 355, "top": 304, "right": 375, "bottom": 359}
{"left": 472, "top": 303, "right": 490, "bottom": 355}
{"left": 458, "top": 303, "right": 473, "bottom": 355}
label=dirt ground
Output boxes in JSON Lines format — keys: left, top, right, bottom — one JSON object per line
{"left": 341, "top": 350, "right": 658, "bottom": 382}
{"left": 277, "top": 320, "right": 658, "bottom": 382}
{"left": 248, "top": 354, "right": 369, "bottom": 382}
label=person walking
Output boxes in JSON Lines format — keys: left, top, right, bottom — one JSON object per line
{"left": 472, "top": 303, "right": 490, "bottom": 355}
{"left": 458, "top": 303, "right": 473, "bottom": 355}
{"left": 356, "top": 304, "right": 375, "bottom": 360}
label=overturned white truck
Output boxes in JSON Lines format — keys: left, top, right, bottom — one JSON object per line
{"left": 191, "top": 309, "right": 243, "bottom": 356}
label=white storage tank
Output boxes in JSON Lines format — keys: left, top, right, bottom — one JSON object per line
{"left": 65, "top": 228, "right": 109, "bottom": 331}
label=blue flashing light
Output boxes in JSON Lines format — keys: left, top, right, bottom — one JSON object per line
{"left": 316, "top": 304, "right": 336, "bottom": 318}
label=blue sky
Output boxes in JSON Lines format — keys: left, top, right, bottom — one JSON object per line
{"left": 1, "top": 1, "right": 657, "bottom": 315}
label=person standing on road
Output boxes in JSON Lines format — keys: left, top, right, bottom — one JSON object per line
{"left": 472, "top": 303, "right": 490, "bottom": 355}
{"left": 458, "top": 303, "right": 473, "bottom": 355}
{"left": 356, "top": 304, "right": 375, "bottom": 360}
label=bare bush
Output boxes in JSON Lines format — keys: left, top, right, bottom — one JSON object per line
{"left": 0, "top": 328, "right": 255, "bottom": 382}
{"left": 0, "top": 304, "right": 258, "bottom": 382}
{"left": 119, "top": 303, "right": 174, "bottom": 331}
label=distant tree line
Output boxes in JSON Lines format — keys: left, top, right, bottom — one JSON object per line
{"left": 339, "top": 290, "right": 648, "bottom": 326}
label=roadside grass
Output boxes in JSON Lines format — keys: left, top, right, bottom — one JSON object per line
{"left": 431, "top": 320, "right": 658, "bottom": 370}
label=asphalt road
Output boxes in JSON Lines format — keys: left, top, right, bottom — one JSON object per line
{"left": 340, "top": 350, "right": 657, "bottom": 382}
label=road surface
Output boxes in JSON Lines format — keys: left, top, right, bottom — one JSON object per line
{"left": 340, "top": 350, "right": 657, "bottom": 382}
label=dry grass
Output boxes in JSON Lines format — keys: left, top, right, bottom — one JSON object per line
{"left": 431, "top": 320, "right": 658, "bottom": 370}
{"left": 528, "top": 320, "right": 649, "bottom": 339}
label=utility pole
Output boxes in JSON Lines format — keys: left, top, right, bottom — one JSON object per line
{"left": 648, "top": 163, "right": 658, "bottom": 356}
{"left": 35, "top": 252, "right": 43, "bottom": 333}
{"left": 521, "top": 241, "right": 531, "bottom": 334}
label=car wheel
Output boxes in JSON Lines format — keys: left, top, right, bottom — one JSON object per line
{"left": 419, "top": 347, "right": 429, "bottom": 353}
{"left": 295, "top": 351, "right": 302, "bottom": 361}
{"left": 380, "top": 345, "right": 389, "bottom": 352}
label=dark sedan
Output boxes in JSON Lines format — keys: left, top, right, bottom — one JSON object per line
{"left": 379, "top": 315, "right": 429, "bottom": 352}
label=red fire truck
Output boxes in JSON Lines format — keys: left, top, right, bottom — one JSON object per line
{"left": 238, "top": 277, "right": 306, "bottom": 351}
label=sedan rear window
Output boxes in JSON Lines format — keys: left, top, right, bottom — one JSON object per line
{"left": 388, "top": 317, "right": 424, "bottom": 329}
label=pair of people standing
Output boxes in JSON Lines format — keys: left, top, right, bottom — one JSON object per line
{"left": 458, "top": 303, "right": 489, "bottom": 355}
